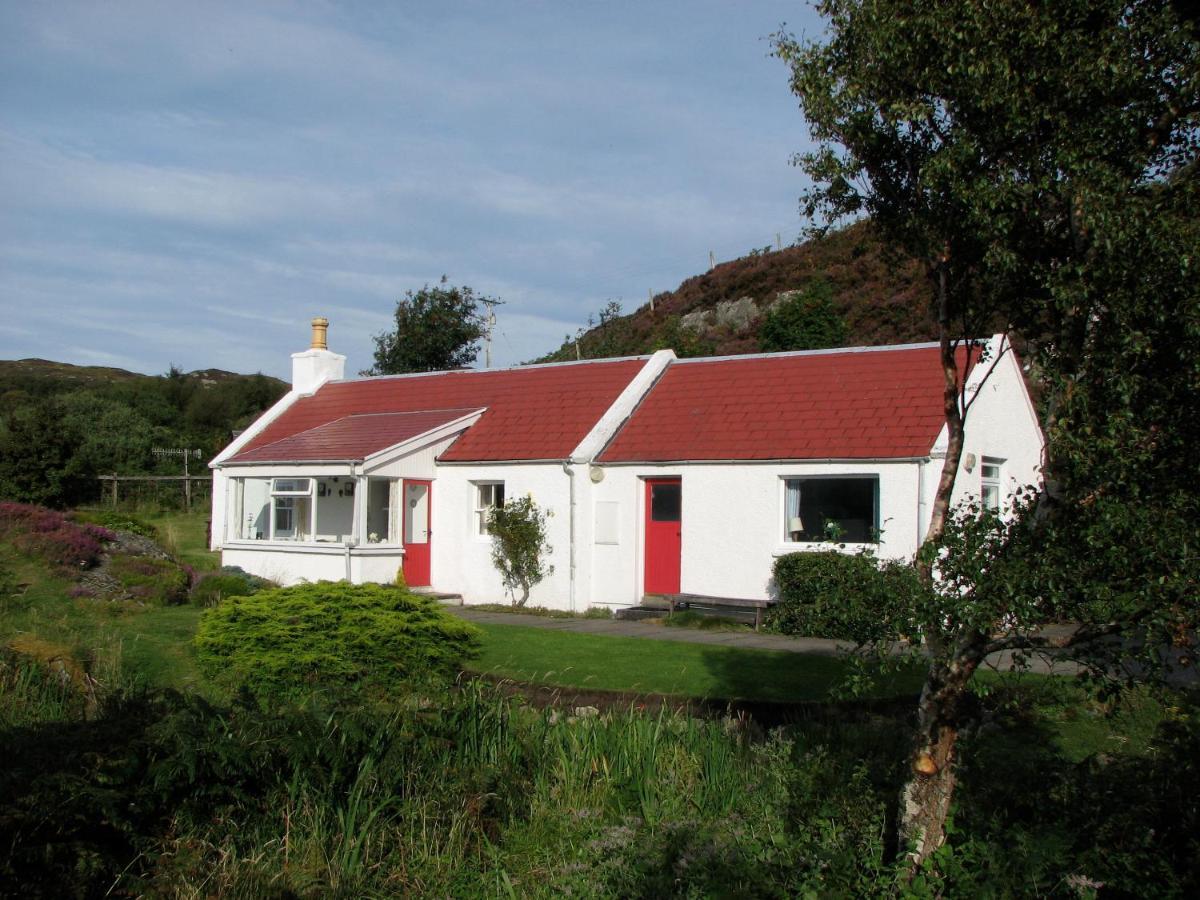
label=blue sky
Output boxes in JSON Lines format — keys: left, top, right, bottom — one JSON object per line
{"left": 0, "top": 1, "right": 823, "bottom": 379}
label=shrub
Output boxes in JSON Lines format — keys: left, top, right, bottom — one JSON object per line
{"left": 758, "top": 279, "right": 848, "bottom": 352}
{"left": 0, "top": 502, "right": 112, "bottom": 571}
{"left": 194, "top": 582, "right": 483, "bottom": 700}
{"left": 72, "top": 510, "right": 159, "bottom": 540}
{"left": 189, "top": 566, "right": 271, "bottom": 607}
{"left": 488, "top": 495, "right": 554, "bottom": 606}
{"left": 765, "top": 550, "right": 926, "bottom": 644}
{"left": 108, "top": 554, "right": 190, "bottom": 605}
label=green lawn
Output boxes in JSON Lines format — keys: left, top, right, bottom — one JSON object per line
{"left": 140, "top": 508, "right": 221, "bottom": 571}
{"left": 470, "top": 621, "right": 925, "bottom": 703}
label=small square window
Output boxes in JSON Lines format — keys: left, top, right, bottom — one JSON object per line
{"left": 474, "top": 482, "right": 505, "bottom": 536}
{"left": 650, "top": 482, "right": 681, "bottom": 522}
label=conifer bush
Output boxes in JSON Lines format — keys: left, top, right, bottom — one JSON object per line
{"left": 194, "top": 582, "right": 482, "bottom": 699}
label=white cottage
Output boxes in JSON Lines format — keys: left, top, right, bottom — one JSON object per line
{"left": 210, "top": 319, "right": 1043, "bottom": 610}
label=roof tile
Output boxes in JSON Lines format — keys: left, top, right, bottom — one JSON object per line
{"left": 230, "top": 359, "right": 646, "bottom": 464}
{"left": 598, "top": 345, "right": 973, "bottom": 462}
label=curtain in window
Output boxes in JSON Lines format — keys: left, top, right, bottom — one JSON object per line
{"left": 785, "top": 479, "right": 802, "bottom": 537}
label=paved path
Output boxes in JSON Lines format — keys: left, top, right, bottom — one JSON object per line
{"left": 446, "top": 606, "right": 1082, "bottom": 675}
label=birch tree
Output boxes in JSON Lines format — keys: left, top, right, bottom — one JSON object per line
{"left": 774, "top": 0, "right": 1199, "bottom": 871}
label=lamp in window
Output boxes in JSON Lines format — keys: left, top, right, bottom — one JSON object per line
{"left": 788, "top": 516, "right": 805, "bottom": 541}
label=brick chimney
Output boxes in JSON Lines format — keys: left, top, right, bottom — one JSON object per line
{"left": 291, "top": 316, "right": 345, "bottom": 393}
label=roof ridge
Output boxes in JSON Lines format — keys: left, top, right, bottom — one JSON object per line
{"left": 337, "top": 354, "right": 652, "bottom": 384}
{"left": 669, "top": 339, "right": 953, "bottom": 365}
{"left": 341, "top": 407, "right": 483, "bottom": 419}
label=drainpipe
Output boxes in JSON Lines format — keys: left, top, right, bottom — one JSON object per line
{"left": 345, "top": 463, "right": 359, "bottom": 583}
{"left": 562, "top": 459, "right": 577, "bottom": 613}
{"left": 916, "top": 458, "right": 928, "bottom": 553}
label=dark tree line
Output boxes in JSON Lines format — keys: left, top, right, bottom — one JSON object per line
{"left": 0, "top": 366, "right": 285, "bottom": 507}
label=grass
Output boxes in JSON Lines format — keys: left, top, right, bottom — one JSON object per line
{"left": 2, "top": 506, "right": 1196, "bottom": 896}
{"left": 470, "top": 621, "right": 925, "bottom": 702}
{"left": 661, "top": 610, "right": 751, "bottom": 631}
{"left": 139, "top": 508, "right": 220, "bottom": 571}
{"left": 2, "top": 546, "right": 208, "bottom": 691}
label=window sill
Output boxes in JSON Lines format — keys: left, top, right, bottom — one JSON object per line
{"left": 772, "top": 542, "right": 879, "bottom": 557}
{"left": 224, "top": 540, "right": 404, "bottom": 556}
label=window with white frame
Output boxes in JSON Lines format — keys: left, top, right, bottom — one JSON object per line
{"left": 783, "top": 476, "right": 879, "bottom": 543}
{"left": 271, "top": 478, "right": 312, "bottom": 540}
{"left": 365, "top": 478, "right": 397, "bottom": 543}
{"left": 980, "top": 458, "right": 1003, "bottom": 512}
{"left": 473, "top": 481, "right": 505, "bottom": 536}
{"left": 236, "top": 477, "right": 271, "bottom": 540}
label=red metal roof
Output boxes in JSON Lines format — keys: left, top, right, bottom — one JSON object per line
{"left": 227, "top": 358, "right": 647, "bottom": 464}
{"left": 228, "top": 409, "right": 481, "bottom": 463}
{"left": 598, "top": 344, "right": 973, "bottom": 462}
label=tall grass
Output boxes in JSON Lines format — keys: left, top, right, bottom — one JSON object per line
{"left": 3, "top": 658, "right": 1196, "bottom": 898}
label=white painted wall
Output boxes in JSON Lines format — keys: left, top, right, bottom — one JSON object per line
{"left": 585, "top": 460, "right": 924, "bottom": 608}
{"left": 431, "top": 462, "right": 574, "bottom": 607}
{"left": 223, "top": 543, "right": 349, "bottom": 585}
{"left": 949, "top": 346, "right": 1044, "bottom": 509}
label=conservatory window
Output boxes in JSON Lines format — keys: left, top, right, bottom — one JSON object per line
{"left": 783, "top": 476, "right": 879, "bottom": 543}
{"left": 271, "top": 477, "right": 312, "bottom": 540}
{"left": 474, "top": 481, "right": 505, "bottom": 536}
{"left": 271, "top": 478, "right": 312, "bottom": 496}
{"left": 366, "top": 478, "right": 397, "bottom": 543}
{"left": 236, "top": 478, "right": 271, "bottom": 540}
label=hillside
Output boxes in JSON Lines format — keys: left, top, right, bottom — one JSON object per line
{"left": 0, "top": 360, "right": 287, "bottom": 507}
{"left": 536, "top": 220, "right": 934, "bottom": 362}
{"left": 0, "top": 358, "right": 283, "bottom": 395}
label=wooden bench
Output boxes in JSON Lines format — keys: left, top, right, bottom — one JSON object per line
{"left": 662, "top": 593, "right": 776, "bottom": 631}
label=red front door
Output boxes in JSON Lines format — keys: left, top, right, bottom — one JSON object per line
{"left": 644, "top": 478, "right": 681, "bottom": 595}
{"left": 402, "top": 479, "right": 432, "bottom": 587}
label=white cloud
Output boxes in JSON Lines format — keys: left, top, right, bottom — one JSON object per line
{"left": 0, "top": 133, "right": 366, "bottom": 227}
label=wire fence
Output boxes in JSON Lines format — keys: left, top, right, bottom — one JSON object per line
{"left": 96, "top": 475, "right": 213, "bottom": 511}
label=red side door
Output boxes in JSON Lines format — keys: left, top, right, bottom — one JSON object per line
{"left": 402, "top": 479, "right": 432, "bottom": 587}
{"left": 643, "top": 478, "right": 681, "bottom": 595}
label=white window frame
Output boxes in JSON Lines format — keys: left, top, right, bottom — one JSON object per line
{"left": 365, "top": 477, "right": 398, "bottom": 544}
{"left": 473, "top": 481, "right": 505, "bottom": 538}
{"left": 270, "top": 477, "right": 313, "bottom": 541}
{"left": 780, "top": 475, "right": 881, "bottom": 545}
{"left": 271, "top": 477, "right": 312, "bottom": 497}
{"left": 980, "top": 457, "right": 1004, "bottom": 512}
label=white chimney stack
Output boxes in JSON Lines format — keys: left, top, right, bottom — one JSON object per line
{"left": 291, "top": 316, "right": 345, "bottom": 394}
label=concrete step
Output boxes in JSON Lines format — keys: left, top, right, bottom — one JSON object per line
{"left": 412, "top": 588, "right": 463, "bottom": 606}
{"left": 639, "top": 593, "right": 672, "bottom": 610}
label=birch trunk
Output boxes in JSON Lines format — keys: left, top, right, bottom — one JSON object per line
{"left": 901, "top": 265, "right": 973, "bottom": 871}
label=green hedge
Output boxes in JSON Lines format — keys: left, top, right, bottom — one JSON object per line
{"left": 765, "top": 551, "right": 925, "bottom": 644}
{"left": 195, "top": 582, "right": 482, "bottom": 700}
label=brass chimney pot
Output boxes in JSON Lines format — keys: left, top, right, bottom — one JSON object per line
{"left": 310, "top": 317, "right": 329, "bottom": 350}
